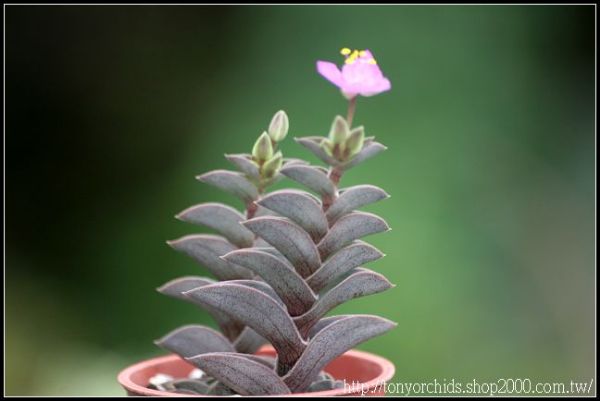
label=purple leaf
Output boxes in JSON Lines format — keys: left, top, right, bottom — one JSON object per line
{"left": 232, "top": 327, "right": 268, "bottom": 354}
{"left": 341, "top": 142, "right": 387, "bottom": 170}
{"left": 234, "top": 353, "right": 276, "bottom": 369}
{"left": 280, "top": 164, "right": 336, "bottom": 198}
{"left": 224, "top": 153, "right": 260, "bottom": 178}
{"left": 223, "top": 249, "right": 316, "bottom": 316}
{"left": 294, "top": 269, "right": 393, "bottom": 336}
{"left": 155, "top": 325, "right": 235, "bottom": 358}
{"left": 307, "top": 241, "right": 384, "bottom": 292}
{"left": 317, "top": 212, "right": 389, "bottom": 260}
{"left": 326, "top": 185, "right": 389, "bottom": 224}
{"left": 294, "top": 136, "right": 339, "bottom": 166}
{"left": 220, "top": 279, "right": 286, "bottom": 309}
{"left": 157, "top": 276, "right": 243, "bottom": 340}
{"left": 176, "top": 203, "right": 255, "bottom": 248}
{"left": 183, "top": 282, "right": 306, "bottom": 374}
{"left": 187, "top": 353, "right": 291, "bottom": 395}
{"left": 167, "top": 235, "right": 254, "bottom": 281}
{"left": 196, "top": 170, "right": 259, "bottom": 203}
{"left": 243, "top": 216, "right": 321, "bottom": 278}
{"left": 307, "top": 315, "right": 351, "bottom": 339}
{"left": 258, "top": 190, "right": 328, "bottom": 242}
{"left": 284, "top": 315, "right": 397, "bottom": 392}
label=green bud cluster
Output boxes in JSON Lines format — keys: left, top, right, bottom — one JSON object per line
{"left": 250, "top": 110, "right": 289, "bottom": 185}
{"left": 320, "top": 115, "right": 365, "bottom": 162}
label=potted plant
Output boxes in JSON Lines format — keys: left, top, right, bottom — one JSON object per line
{"left": 118, "top": 48, "right": 396, "bottom": 396}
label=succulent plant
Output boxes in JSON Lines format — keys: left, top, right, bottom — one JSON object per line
{"left": 150, "top": 48, "right": 396, "bottom": 396}
{"left": 155, "top": 111, "right": 297, "bottom": 377}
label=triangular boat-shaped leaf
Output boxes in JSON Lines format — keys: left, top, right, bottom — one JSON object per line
{"left": 280, "top": 164, "right": 336, "bottom": 198}
{"left": 340, "top": 142, "right": 387, "bottom": 171}
{"left": 294, "top": 270, "right": 394, "bottom": 336}
{"left": 307, "top": 315, "right": 351, "bottom": 339}
{"left": 283, "top": 315, "right": 397, "bottom": 392}
{"left": 294, "top": 136, "right": 339, "bottom": 166}
{"left": 225, "top": 153, "right": 260, "bottom": 178}
{"left": 232, "top": 327, "right": 268, "bottom": 354}
{"left": 157, "top": 276, "right": 243, "bottom": 341}
{"left": 258, "top": 190, "right": 328, "bottom": 242}
{"left": 196, "top": 170, "right": 259, "bottom": 203}
{"left": 223, "top": 249, "right": 316, "bottom": 316}
{"left": 234, "top": 353, "right": 276, "bottom": 369}
{"left": 157, "top": 276, "right": 216, "bottom": 299}
{"left": 167, "top": 235, "right": 254, "bottom": 281}
{"left": 183, "top": 282, "right": 306, "bottom": 373}
{"left": 307, "top": 241, "right": 384, "bottom": 293}
{"left": 155, "top": 325, "right": 235, "bottom": 358}
{"left": 317, "top": 212, "right": 389, "bottom": 260}
{"left": 176, "top": 203, "right": 255, "bottom": 248}
{"left": 243, "top": 217, "right": 321, "bottom": 278}
{"left": 326, "top": 185, "right": 390, "bottom": 224}
{"left": 224, "top": 279, "right": 286, "bottom": 308}
{"left": 187, "top": 353, "right": 291, "bottom": 395}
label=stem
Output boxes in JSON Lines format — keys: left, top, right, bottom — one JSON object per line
{"left": 246, "top": 201, "right": 258, "bottom": 220}
{"left": 322, "top": 167, "right": 343, "bottom": 213}
{"left": 346, "top": 96, "right": 357, "bottom": 127}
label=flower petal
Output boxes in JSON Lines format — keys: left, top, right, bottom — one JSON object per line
{"left": 359, "top": 77, "right": 391, "bottom": 97}
{"left": 316, "top": 61, "right": 343, "bottom": 87}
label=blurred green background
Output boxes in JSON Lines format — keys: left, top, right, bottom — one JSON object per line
{"left": 6, "top": 5, "right": 595, "bottom": 396}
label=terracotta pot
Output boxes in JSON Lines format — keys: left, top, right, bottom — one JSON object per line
{"left": 118, "top": 345, "right": 395, "bottom": 396}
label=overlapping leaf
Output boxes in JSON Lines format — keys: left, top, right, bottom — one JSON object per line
{"left": 187, "top": 353, "right": 291, "bottom": 395}
{"left": 167, "top": 235, "right": 254, "bottom": 281}
{"left": 257, "top": 190, "right": 328, "bottom": 242}
{"left": 294, "top": 270, "right": 393, "bottom": 336}
{"left": 176, "top": 203, "right": 255, "bottom": 248}
{"left": 196, "top": 170, "right": 259, "bottom": 203}
{"left": 326, "top": 185, "right": 389, "bottom": 224}
{"left": 307, "top": 241, "right": 384, "bottom": 293}
{"left": 317, "top": 212, "right": 389, "bottom": 259}
{"left": 283, "top": 315, "right": 397, "bottom": 392}
{"left": 223, "top": 248, "right": 317, "bottom": 316}
{"left": 155, "top": 325, "right": 235, "bottom": 358}
{"left": 280, "top": 164, "right": 336, "bottom": 198}
{"left": 243, "top": 216, "right": 321, "bottom": 278}
{"left": 183, "top": 282, "right": 306, "bottom": 374}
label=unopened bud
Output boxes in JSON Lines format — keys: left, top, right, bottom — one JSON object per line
{"left": 261, "top": 151, "right": 283, "bottom": 178}
{"left": 328, "top": 115, "right": 349, "bottom": 145}
{"left": 252, "top": 132, "right": 273, "bottom": 162}
{"left": 268, "top": 110, "right": 289, "bottom": 142}
{"left": 345, "top": 126, "right": 365, "bottom": 158}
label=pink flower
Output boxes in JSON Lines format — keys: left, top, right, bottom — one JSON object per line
{"left": 317, "top": 48, "right": 391, "bottom": 99}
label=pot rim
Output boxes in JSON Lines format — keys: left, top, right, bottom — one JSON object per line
{"left": 117, "top": 347, "right": 395, "bottom": 397}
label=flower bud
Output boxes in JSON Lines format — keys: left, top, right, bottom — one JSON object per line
{"left": 328, "top": 115, "right": 349, "bottom": 145}
{"left": 320, "top": 138, "right": 334, "bottom": 157}
{"left": 252, "top": 132, "right": 273, "bottom": 162}
{"left": 268, "top": 110, "right": 289, "bottom": 142}
{"left": 345, "top": 126, "right": 365, "bottom": 158}
{"left": 261, "top": 151, "right": 283, "bottom": 178}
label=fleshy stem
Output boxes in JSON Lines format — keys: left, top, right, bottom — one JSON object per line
{"left": 323, "top": 98, "right": 356, "bottom": 210}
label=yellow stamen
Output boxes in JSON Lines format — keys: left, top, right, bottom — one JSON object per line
{"left": 359, "top": 50, "right": 367, "bottom": 57}
{"left": 340, "top": 48, "right": 351, "bottom": 56}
